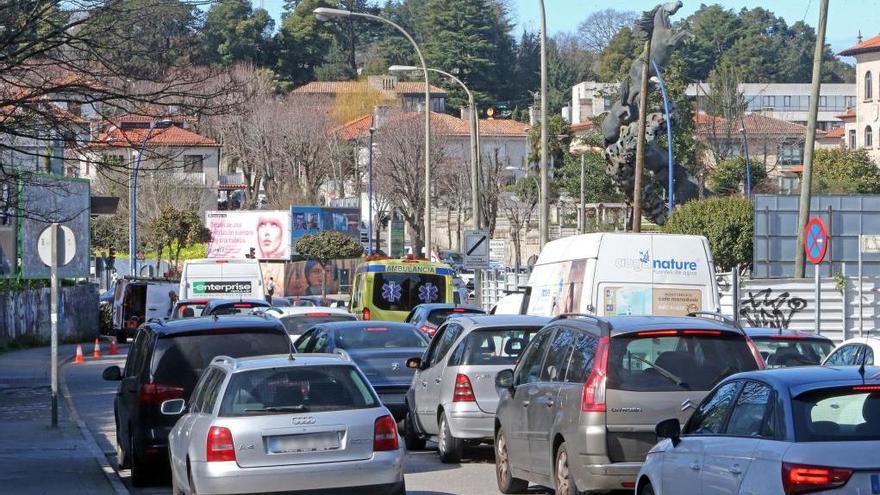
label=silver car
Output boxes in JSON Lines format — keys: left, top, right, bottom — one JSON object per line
{"left": 164, "top": 353, "right": 405, "bottom": 494}
{"left": 403, "top": 315, "right": 551, "bottom": 463}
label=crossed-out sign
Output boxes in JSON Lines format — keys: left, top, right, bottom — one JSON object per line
{"left": 804, "top": 217, "right": 828, "bottom": 265}
{"left": 464, "top": 229, "right": 489, "bottom": 270}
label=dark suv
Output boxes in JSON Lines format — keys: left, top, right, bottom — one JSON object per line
{"left": 102, "top": 316, "right": 292, "bottom": 485}
{"left": 493, "top": 314, "right": 765, "bottom": 494}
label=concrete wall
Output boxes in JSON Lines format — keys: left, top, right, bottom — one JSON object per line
{"left": 0, "top": 284, "right": 99, "bottom": 346}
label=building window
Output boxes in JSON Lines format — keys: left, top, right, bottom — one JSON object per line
{"left": 762, "top": 95, "right": 776, "bottom": 108}
{"left": 866, "top": 126, "right": 873, "bottom": 148}
{"left": 846, "top": 96, "right": 856, "bottom": 109}
{"left": 783, "top": 96, "right": 792, "bottom": 107}
{"left": 778, "top": 142, "right": 804, "bottom": 166}
{"left": 866, "top": 71, "right": 873, "bottom": 101}
{"left": 850, "top": 129, "right": 857, "bottom": 148}
{"left": 819, "top": 96, "right": 827, "bottom": 108}
{"left": 183, "top": 154, "right": 204, "bottom": 173}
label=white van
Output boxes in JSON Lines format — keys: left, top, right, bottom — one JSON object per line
{"left": 526, "top": 233, "right": 720, "bottom": 317}
{"left": 178, "top": 258, "right": 264, "bottom": 301}
{"left": 111, "top": 278, "right": 178, "bottom": 342}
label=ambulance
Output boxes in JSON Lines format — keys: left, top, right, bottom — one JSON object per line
{"left": 350, "top": 256, "right": 456, "bottom": 322}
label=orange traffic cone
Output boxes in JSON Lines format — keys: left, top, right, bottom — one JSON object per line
{"left": 92, "top": 338, "right": 102, "bottom": 359}
{"left": 109, "top": 339, "right": 118, "bottom": 356}
{"left": 73, "top": 344, "right": 86, "bottom": 364}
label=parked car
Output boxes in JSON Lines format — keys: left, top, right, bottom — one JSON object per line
{"left": 636, "top": 365, "right": 880, "bottom": 495}
{"left": 493, "top": 314, "right": 764, "bottom": 494}
{"left": 823, "top": 336, "right": 880, "bottom": 366}
{"left": 165, "top": 353, "right": 406, "bottom": 495}
{"left": 101, "top": 316, "right": 292, "bottom": 486}
{"left": 745, "top": 327, "right": 834, "bottom": 367}
{"left": 201, "top": 298, "right": 271, "bottom": 316}
{"left": 169, "top": 299, "right": 209, "bottom": 320}
{"left": 404, "top": 315, "right": 551, "bottom": 462}
{"left": 294, "top": 321, "right": 427, "bottom": 419}
{"left": 404, "top": 303, "right": 486, "bottom": 338}
{"left": 265, "top": 306, "right": 357, "bottom": 341}
{"left": 111, "top": 277, "right": 178, "bottom": 343}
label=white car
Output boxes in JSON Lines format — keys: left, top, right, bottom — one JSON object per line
{"left": 636, "top": 366, "right": 880, "bottom": 495}
{"left": 263, "top": 306, "right": 356, "bottom": 341}
{"left": 822, "top": 337, "right": 880, "bottom": 366}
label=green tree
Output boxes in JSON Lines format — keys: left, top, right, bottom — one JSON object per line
{"left": 295, "top": 231, "right": 364, "bottom": 297}
{"left": 596, "top": 26, "right": 639, "bottom": 83}
{"left": 276, "top": 0, "right": 335, "bottom": 86}
{"left": 147, "top": 207, "right": 212, "bottom": 275}
{"left": 528, "top": 114, "right": 572, "bottom": 168}
{"left": 91, "top": 215, "right": 128, "bottom": 254}
{"left": 708, "top": 157, "right": 767, "bottom": 195}
{"left": 813, "top": 149, "right": 880, "bottom": 194}
{"left": 555, "top": 150, "right": 622, "bottom": 204}
{"left": 664, "top": 197, "right": 753, "bottom": 271}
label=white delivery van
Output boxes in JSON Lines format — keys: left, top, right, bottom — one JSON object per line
{"left": 526, "top": 233, "right": 720, "bottom": 317}
{"left": 112, "top": 278, "right": 179, "bottom": 342}
{"left": 178, "top": 258, "right": 265, "bottom": 301}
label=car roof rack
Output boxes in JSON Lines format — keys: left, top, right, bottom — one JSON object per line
{"left": 686, "top": 312, "right": 746, "bottom": 334}
{"left": 211, "top": 355, "right": 237, "bottom": 368}
{"left": 333, "top": 349, "right": 352, "bottom": 362}
{"left": 551, "top": 313, "right": 611, "bottom": 330}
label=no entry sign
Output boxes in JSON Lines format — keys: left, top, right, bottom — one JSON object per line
{"left": 804, "top": 217, "right": 828, "bottom": 264}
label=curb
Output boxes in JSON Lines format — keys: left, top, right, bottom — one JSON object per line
{"left": 59, "top": 356, "right": 130, "bottom": 495}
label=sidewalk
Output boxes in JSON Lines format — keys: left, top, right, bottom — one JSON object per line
{"left": 0, "top": 344, "right": 121, "bottom": 494}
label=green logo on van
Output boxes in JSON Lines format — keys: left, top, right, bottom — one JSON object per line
{"left": 193, "top": 281, "right": 252, "bottom": 294}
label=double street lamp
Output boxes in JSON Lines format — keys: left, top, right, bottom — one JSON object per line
{"left": 314, "top": 7, "right": 434, "bottom": 257}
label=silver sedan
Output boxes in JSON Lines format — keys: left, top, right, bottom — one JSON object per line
{"left": 165, "top": 353, "right": 405, "bottom": 494}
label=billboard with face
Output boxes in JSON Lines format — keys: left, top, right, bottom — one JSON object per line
{"left": 206, "top": 211, "right": 291, "bottom": 260}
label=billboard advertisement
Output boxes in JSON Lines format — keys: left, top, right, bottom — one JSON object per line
{"left": 291, "top": 206, "right": 360, "bottom": 251}
{"left": 0, "top": 180, "right": 16, "bottom": 277}
{"left": 206, "top": 211, "right": 291, "bottom": 260}
{"left": 20, "top": 176, "right": 90, "bottom": 278}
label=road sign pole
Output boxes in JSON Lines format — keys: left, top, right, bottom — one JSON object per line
{"left": 815, "top": 264, "right": 821, "bottom": 336}
{"left": 859, "top": 235, "right": 864, "bottom": 337}
{"left": 50, "top": 223, "right": 59, "bottom": 428}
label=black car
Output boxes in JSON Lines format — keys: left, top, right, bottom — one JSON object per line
{"left": 404, "top": 303, "right": 486, "bottom": 338}
{"left": 295, "top": 321, "right": 428, "bottom": 419}
{"left": 200, "top": 298, "right": 271, "bottom": 316}
{"left": 745, "top": 327, "right": 834, "bottom": 367}
{"left": 102, "top": 316, "right": 292, "bottom": 485}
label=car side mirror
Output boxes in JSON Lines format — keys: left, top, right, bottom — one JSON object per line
{"left": 102, "top": 366, "right": 122, "bottom": 381}
{"left": 655, "top": 418, "right": 681, "bottom": 447}
{"left": 495, "top": 369, "right": 515, "bottom": 392}
{"left": 406, "top": 357, "right": 423, "bottom": 369}
{"left": 160, "top": 399, "right": 186, "bottom": 416}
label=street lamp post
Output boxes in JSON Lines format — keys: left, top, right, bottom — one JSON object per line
{"left": 315, "top": 7, "right": 433, "bottom": 257}
{"left": 738, "top": 126, "right": 752, "bottom": 197}
{"left": 367, "top": 117, "right": 376, "bottom": 255}
{"left": 538, "top": 0, "right": 549, "bottom": 247}
{"left": 650, "top": 60, "right": 675, "bottom": 214}
{"left": 129, "top": 121, "right": 160, "bottom": 276}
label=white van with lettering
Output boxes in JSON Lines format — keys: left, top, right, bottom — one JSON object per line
{"left": 525, "top": 233, "right": 720, "bottom": 317}
{"left": 178, "top": 258, "right": 265, "bottom": 301}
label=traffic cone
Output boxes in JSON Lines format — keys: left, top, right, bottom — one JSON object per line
{"left": 109, "top": 339, "right": 118, "bottom": 356}
{"left": 92, "top": 338, "right": 102, "bottom": 359}
{"left": 73, "top": 344, "right": 86, "bottom": 364}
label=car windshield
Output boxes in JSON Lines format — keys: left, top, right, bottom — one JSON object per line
{"left": 172, "top": 303, "right": 207, "bottom": 319}
{"left": 280, "top": 314, "right": 355, "bottom": 336}
{"left": 372, "top": 273, "right": 447, "bottom": 312}
{"left": 457, "top": 327, "right": 540, "bottom": 366}
{"left": 607, "top": 332, "right": 759, "bottom": 392}
{"left": 427, "top": 308, "right": 484, "bottom": 327}
{"left": 793, "top": 388, "right": 880, "bottom": 442}
{"left": 335, "top": 325, "right": 427, "bottom": 350}
{"left": 219, "top": 365, "right": 378, "bottom": 416}
{"left": 152, "top": 330, "right": 291, "bottom": 390}
{"left": 751, "top": 337, "right": 833, "bottom": 367}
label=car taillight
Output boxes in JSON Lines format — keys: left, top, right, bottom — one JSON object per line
{"left": 782, "top": 463, "right": 853, "bottom": 494}
{"left": 139, "top": 383, "right": 184, "bottom": 406}
{"left": 362, "top": 307, "right": 371, "bottom": 320}
{"left": 419, "top": 323, "right": 438, "bottom": 337}
{"left": 582, "top": 336, "right": 610, "bottom": 412}
{"left": 206, "top": 426, "right": 236, "bottom": 462}
{"left": 453, "top": 373, "right": 476, "bottom": 402}
{"left": 373, "top": 415, "right": 399, "bottom": 451}
{"left": 746, "top": 336, "right": 767, "bottom": 369}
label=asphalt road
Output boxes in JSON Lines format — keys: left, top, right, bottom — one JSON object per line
{"left": 62, "top": 345, "right": 554, "bottom": 495}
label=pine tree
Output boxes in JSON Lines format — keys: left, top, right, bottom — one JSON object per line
{"left": 200, "top": 0, "right": 275, "bottom": 66}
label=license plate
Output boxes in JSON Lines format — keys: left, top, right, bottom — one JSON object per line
{"left": 266, "top": 431, "right": 341, "bottom": 454}
{"left": 871, "top": 474, "right": 880, "bottom": 494}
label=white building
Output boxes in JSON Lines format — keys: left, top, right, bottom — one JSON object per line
{"left": 569, "top": 81, "right": 618, "bottom": 125}
{"left": 840, "top": 35, "right": 880, "bottom": 162}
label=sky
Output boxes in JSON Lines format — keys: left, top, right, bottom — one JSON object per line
{"left": 260, "top": 0, "right": 880, "bottom": 56}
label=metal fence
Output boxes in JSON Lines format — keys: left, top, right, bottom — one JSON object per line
{"left": 480, "top": 269, "right": 529, "bottom": 310}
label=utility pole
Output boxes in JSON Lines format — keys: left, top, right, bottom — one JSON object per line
{"left": 538, "top": 0, "right": 549, "bottom": 247}
{"left": 632, "top": 37, "right": 653, "bottom": 233}
{"left": 794, "top": 0, "right": 829, "bottom": 278}
{"left": 579, "top": 154, "right": 586, "bottom": 234}
{"left": 50, "top": 224, "right": 59, "bottom": 427}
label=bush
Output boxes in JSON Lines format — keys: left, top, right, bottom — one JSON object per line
{"left": 813, "top": 148, "right": 880, "bottom": 194}
{"left": 664, "top": 196, "right": 753, "bottom": 271}
{"left": 708, "top": 157, "right": 767, "bottom": 195}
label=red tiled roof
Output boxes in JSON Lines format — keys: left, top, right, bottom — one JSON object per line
{"left": 694, "top": 113, "right": 808, "bottom": 137}
{"left": 336, "top": 112, "right": 529, "bottom": 140}
{"left": 333, "top": 114, "right": 373, "bottom": 141}
{"left": 94, "top": 125, "right": 219, "bottom": 147}
{"left": 836, "top": 109, "right": 856, "bottom": 120}
{"left": 294, "top": 80, "right": 446, "bottom": 95}
{"left": 822, "top": 127, "right": 845, "bottom": 139}
{"left": 840, "top": 35, "right": 880, "bottom": 56}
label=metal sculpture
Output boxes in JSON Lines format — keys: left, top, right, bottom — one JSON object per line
{"left": 602, "top": 1, "right": 700, "bottom": 225}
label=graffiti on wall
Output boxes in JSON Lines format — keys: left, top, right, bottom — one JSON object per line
{"left": 739, "top": 288, "right": 808, "bottom": 329}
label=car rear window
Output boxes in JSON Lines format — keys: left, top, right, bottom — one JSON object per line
{"left": 607, "top": 331, "right": 759, "bottom": 392}
{"left": 752, "top": 337, "right": 833, "bottom": 367}
{"left": 793, "top": 388, "right": 880, "bottom": 442}
{"left": 219, "top": 365, "right": 378, "bottom": 416}
{"left": 335, "top": 325, "right": 427, "bottom": 350}
{"left": 452, "top": 327, "right": 539, "bottom": 366}
{"left": 280, "top": 314, "right": 356, "bottom": 335}
{"left": 152, "top": 330, "right": 291, "bottom": 390}
{"left": 372, "top": 273, "right": 447, "bottom": 312}
{"left": 207, "top": 303, "right": 269, "bottom": 316}
{"left": 173, "top": 303, "right": 207, "bottom": 319}
{"left": 427, "top": 308, "right": 484, "bottom": 327}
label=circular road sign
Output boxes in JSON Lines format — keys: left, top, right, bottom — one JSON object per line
{"left": 37, "top": 225, "right": 76, "bottom": 267}
{"left": 804, "top": 217, "right": 828, "bottom": 265}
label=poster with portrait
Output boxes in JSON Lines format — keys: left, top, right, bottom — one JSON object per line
{"left": 206, "top": 211, "right": 291, "bottom": 260}
{"left": 282, "top": 258, "right": 359, "bottom": 297}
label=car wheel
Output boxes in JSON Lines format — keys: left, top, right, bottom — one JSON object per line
{"left": 495, "top": 428, "right": 528, "bottom": 494}
{"left": 437, "top": 412, "right": 464, "bottom": 463}
{"left": 129, "top": 431, "right": 151, "bottom": 487}
{"left": 639, "top": 481, "right": 656, "bottom": 495}
{"left": 404, "top": 411, "right": 426, "bottom": 451}
{"left": 555, "top": 442, "right": 580, "bottom": 495}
